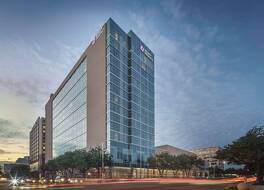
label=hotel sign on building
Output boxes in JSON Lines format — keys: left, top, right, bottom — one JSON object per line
{"left": 140, "top": 44, "right": 154, "bottom": 61}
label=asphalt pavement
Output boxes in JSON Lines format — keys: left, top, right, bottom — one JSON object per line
{"left": 0, "top": 180, "right": 238, "bottom": 190}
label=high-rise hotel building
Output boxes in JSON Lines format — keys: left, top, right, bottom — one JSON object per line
{"left": 45, "top": 18, "right": 154, "bottom": 167}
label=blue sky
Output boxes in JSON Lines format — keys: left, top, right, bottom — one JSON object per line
{"left": 0, "top": 0, "right": 264, "bottom": 161}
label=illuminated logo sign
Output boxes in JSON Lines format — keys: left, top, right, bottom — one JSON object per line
{"left": 140, "top": 45, "right": 145, "bottom": 52}
{"left": 140, "top": 45, "right": 153, "bottom": 61}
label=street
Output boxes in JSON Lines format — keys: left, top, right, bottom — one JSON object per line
{"left": 48, "top": 182, "right": 237, "bottom": 190}
{"left": 0, "top": 180, "right": 238, "bottom": 190}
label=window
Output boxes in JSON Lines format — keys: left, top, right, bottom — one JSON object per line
{"left": 114, "top": 32, "right": 119, "bottom": 41}
{"left": 141, "top": 63, "right": 146, "bottom": 71}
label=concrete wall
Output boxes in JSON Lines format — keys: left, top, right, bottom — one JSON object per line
{"left": 47, "top": 24, "right": 107, "bottom": 156}
{"left": 45, "top": 95, "right": 53, "bottom": 163}
{"left": 86, "top": 25, "right": 107, "bottom": 149}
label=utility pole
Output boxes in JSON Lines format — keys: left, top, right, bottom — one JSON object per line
{"left": 101, "top": 143, "right": 104, "bottom": 179}
{"left": 213, "top": 166, "right": 215, "bottom": 178}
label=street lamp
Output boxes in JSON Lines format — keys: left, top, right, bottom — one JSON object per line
{"left": 101, "top": 143, "right": 104, "bottom": 179}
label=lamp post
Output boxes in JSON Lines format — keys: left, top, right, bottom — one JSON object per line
{"left": 101, "top": 143, "right": 104, "bottom": 179}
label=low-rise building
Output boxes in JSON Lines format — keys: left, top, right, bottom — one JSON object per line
{"left": 155, "top": 144, "right": 206, "bottom": 177}
{"left": 16, "top": 156, "right": 29, "bottom": 165}
{"left": 191, "top": 146, "right": 224, "bottom": 170}
{"left": 155, "top": 144, "right": 195, "bottom": 156}
{"left": 3, "top": 163, "right": 17, "bottom": 174}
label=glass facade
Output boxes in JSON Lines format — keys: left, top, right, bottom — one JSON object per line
{"left": 106, "top": 19, "right": 155, "bottom": 167}
{"left": 52, "top": 58, "right": 87, "bottom": 157}
{"left": 51, "top": 19, "right": 154, "bottom": 167}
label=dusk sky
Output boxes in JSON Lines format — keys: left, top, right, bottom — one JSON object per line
{"left": 0, "top": 0, "right": 264, "bottom": 161}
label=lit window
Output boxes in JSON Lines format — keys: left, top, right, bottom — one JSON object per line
{"left": 114, "top": 32, "right": 119, "bottom": 41}
{"left": 141, "top": 63, "right": 146, "bottom": 71}
{"left": 143, "top": 55, "right": 147, "bottom": 63}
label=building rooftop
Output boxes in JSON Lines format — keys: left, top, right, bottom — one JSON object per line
{"left": 191, "top": 146, "right": 221, "bottom": 153}
{"left": 155, "top": 144, "right": 195, "bottom": 156}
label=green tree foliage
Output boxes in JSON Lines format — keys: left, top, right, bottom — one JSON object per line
{"left": 176, "top": 154, "right": 204, "bottom": 177}
{"left": 73, "top": 150, "right": 92, "bottom": 177}
{"left": 10, "top": 164, "right": 30, "bottom": 177}
{"left": 88, "top": 146, "right": 112, "bottom": 177}
{"left": 170, "top": 156, "right": 182, "bottom": 177}
{"left": 44, "top": 146, "right": 112, "bottom": 178}
{"left": 148, "top": 153, "right": 204, "bottom": 177}
{"left": 155, "top": 152, "right": 172, "bottom": 177}
{"left": 217, "top": 126, "right": 264, "bottom": 184}
{"left": 208, "top": 166, "right": 224, "bottom": 177}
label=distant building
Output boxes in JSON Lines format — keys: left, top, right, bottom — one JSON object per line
{"left": 155, "top": 145, "right": 207, "bottom": 177}
{"left": 29, "top": 117, "right": 46, "bottom": 176}
{"left": 191, "top": 146, "right": 224, "bottom": 170}
{"left": 16, "top": 156, "right": 29, "bottom": 165}
{"left": 155, "top": 144, "right": 195, "bottom": 156}
{"left": 3, "top": 163, "right": 17, "bottom": 174}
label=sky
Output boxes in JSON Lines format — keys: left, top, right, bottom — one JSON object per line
{"left": 0, "top": 0, "right": 264, "bottom": 162}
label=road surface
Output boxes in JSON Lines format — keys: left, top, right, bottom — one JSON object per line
{"left": 0, "top": 180, "right": 238, "bottom": 190}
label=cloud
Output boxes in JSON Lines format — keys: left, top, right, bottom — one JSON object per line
{"left": 161, "top": 0, "right": 185, "bottom": 20}
{"left": 0, "top": 38, "right": 81, "bottom": 105}
{"left": 0, "top": 118, "right": 28, "bottom": 141}
{"left": 0, "top": 118, "right": 29, "bottom": 160}
{"left": 0, "top": 78, "right": 50, "bottom": 104}
{"left": 0, "top": 149, "right": 11, "bottom": 154}
{"left": 126, "top": 0, "right": 264, "bottom": 149}
{"left": 0, "top": 0, "right": 263, "bottom": 156}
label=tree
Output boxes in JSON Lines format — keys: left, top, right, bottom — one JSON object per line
{"left": 217, "top": 126, "right": 264, "bottom": 184}
{"left": 10, "top": 164, "right": 30, "bottom": 177}
{"left": 174, "top": 154, "right": 204, "bottom": 177}
{"left": 148, "top": 153, "right": 204, "bottom": 178}
{"left": 89, "top": 146, "right": 112, "bottom": 178}
{"left": 148, "top": 153, "right": 172, "bottom": 177}
{"left": 56, "top": 151, "right": 77, "bottom": 178}
{"left": 191, "top": 156, "right": 204, "bottom": 177}
{"left": 208, "top": 166, "right": 224, "bottom": 177}
{"left": 44, "top": 159, "right": 58, "bottom": 179}
{"left": 170, "top": 156, "right": 182, "bottom": 177}
{"left": 44, "top": 147, "right": 112, "bottom": 179}
{"left": 73, "top": 150, "right": 91, "bottom": 178}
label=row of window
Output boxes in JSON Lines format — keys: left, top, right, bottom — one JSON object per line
{"left": 107, "top": 61, "right": 129, "bottom": 84}
{"left": 107, "top": 40, "right": 128, "bottom": 62}
{"left": 53, "top": 104, "right": 86, "bottom": 139}
{"left": 106, "top": 20, "right": 154, "bottom": 166}
{"left": 110, "top": 128, "right": 154, "bottom": 143}
{"left": 53, "top": 59, "right": 87, "bottom": 158}
{"left": 53, "top": 73, "right": 86, "bottom": 118}
{"left": 53, "top": 133, "right": 86, "bottom": 157}
{"left": 53, "top": 88, "right": 87, "bottom": 128}
{"left": 130, "top": 60, "right": 154, "bottom": 82}
{"left": 53, "top": 58, "right": 87, "bottom": 109}
{"left": 110, "top": 140, "right": 153, "bottom": 164}
{"left": 54, "top": 119, "right": 86, "bottom": 146}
